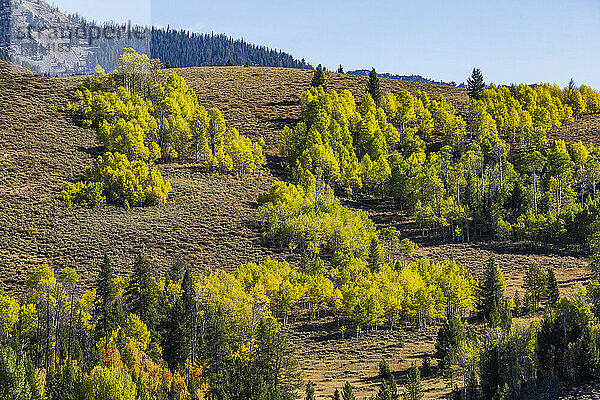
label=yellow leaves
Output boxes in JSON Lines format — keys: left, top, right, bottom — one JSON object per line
{"left": 85, "top": 365, "right": 137, "bottom": 400}
{"left": 79, "top": 151, "right": 171, "bottom": 207}
{"left": 233, "top": 339, "right": 256, "bottom": 363}
{"left": 0, "top": 294, "right": 19, "bottom": 336}
{"left": 26, "top": 264, "right": 57, "bottom": 303}
{"left": 122, "top": 314, "right": 151, "bottom": 351}
{"left": 19, "top": 303, "right": 37, "bottom": 339}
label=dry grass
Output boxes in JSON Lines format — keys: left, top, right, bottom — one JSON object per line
{"left": 285, "top": 317, "right": 447, "bottom": 399}
{"left": 169, "top": 66, "right": 469, "bottom": 152}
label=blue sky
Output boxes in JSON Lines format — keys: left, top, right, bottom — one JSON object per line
{"left": 50, "top": 0, "right": 600, "bottom": 88}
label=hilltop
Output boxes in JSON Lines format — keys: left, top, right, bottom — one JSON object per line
{"left": 348, "top": 69, "right": 463, "bottom": 87}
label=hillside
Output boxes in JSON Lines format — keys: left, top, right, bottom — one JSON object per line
{"left": 2, "top": 62, "right": 600, "bottom": 398}
{"left": 0, "top": 62, "right": 477, "bottom": 294}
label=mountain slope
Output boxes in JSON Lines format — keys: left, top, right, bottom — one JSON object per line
{"left": 2, "top": 63, "right": 600, "bottom": 295}
{"left": 2, "top": 62, "right": 600, "bottom": 399}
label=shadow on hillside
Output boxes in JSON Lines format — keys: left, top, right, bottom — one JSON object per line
{"left": 76, "top": 145, "right": 107, "bottom": 157}
{"left": 267, "top": 116, "right": 299, "bottom": 130}
{"left": 342, "top": 194, "right": 590, "bottom": 261}
{"left": 265, "top": 154, "right": 288, "bottom": 181}
{"left": 265, "top": 100, "right": 299, "bottom": 107}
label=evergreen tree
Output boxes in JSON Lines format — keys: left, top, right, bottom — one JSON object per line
{"left": 305, "top": 381, "right": 316, "bottom": 400}
{"left": 421, "top": 356, "right": 431, "bottom": 378}
{"left": 169, "top": 256, "right": 185, "bottom": 284}
{"left": 182, "top": 267, "right": 197, "bottom": 364}
{"left": 467, "top": 68, "right": 485, "bottom": 100}
{"left": 225, "top": 58, "right": 234, "bottom": 66}
{"left": 244, "top": 61, "right": 249, "bottom": 67}
{"left": 404, "top": 363, "right": 423, "bottom": 400}
{"left": 94, "top": 255, "right": 123, "bottom": 341}
{"left": 311, "top": 64, "right": 327, "bottom": 90}
{"left": 368, "top": 237, "right": 382, "bottom": 272}
{"left": 478, "top": 256, "right": 506, "bottom": 327}
{"left": 337, "top": 65, "right": 344, "bottom": 74}
{"left": 397, "top": 327, "right": 406, "bottom": 348}
{"left": 366, "top": 68, "right": 382, "bottom": 105}
{"left": 547, "top": 268, "right": 560, "bottom": 306}
{"left": 480, "top": 342, "right": 501, "bottom": 400}
{"left": 201, "top": 306, "right": 235, "bottom": 399}
{"left": 125, "top": 253, "right": 158, "bottom": 332}
{"left": 342, "top": 381, "right": 355, "bottom": 400}
{"left": 332, "top": 389, "right": 341, "bottom": 400}
{"left": 435, "top": 316, "right": 464, "bottom": 371}
{"left": 162, "top": 294, "right": 187, "bottom": 370}
{"left": 252, "top": 318, "right": 301, "bottom": 398}
{"left": 379, "top": 358, "right": 391, "bottom": 380}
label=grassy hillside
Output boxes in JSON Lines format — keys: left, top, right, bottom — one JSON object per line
{"left": 1, "top": 61, "right": 599, "bottom": 398}
{"left": 0, "top": 62, "right": 475, "bottom": 293}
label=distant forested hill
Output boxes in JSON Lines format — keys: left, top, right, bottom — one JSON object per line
{"left": 348, "top": 69, "right": 464, "bottom": 87}
{"left": 81, "top": 20, "right": 313, "bottom": 71}
{"left": 149, "top": 28, "right": 311, "bottom": 69}
{"left": 0, "top": 0, "right": 312, "bottom": 75}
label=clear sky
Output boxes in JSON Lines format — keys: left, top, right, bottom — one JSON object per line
{"left": 49, "top": 0, "right": 600, "bottom": 88}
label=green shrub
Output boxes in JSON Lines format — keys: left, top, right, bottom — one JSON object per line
{"left": 61, "top": 152, "right": 172, "bottom": 208}
{"left": 60, "top": 181, "right": 106, "bottom": 208}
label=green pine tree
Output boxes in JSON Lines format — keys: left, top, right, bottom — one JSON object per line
{"left": 305, "top": 381, "right": 316, "bottom": 400}
{"left": 126, "top": 253, "right": 158, "bottom": 332}
{"left": 332, "top": 388, "right": 341, "bottom": 400}
{"left": 182, "top": 267, "right": 197, "bottom": 364}
{"left": 311, "top": 64, "right": 327, "bottom": 90}
{"left": 467, "top": 68, "right": 485, "bottom": 100}
{"left": 337, "top": 65, "right": 344, "bottom": 74}
{"left": 94, "top": 255, "right": 123, "bottom": 341}
{"left": 379, "top": 358, "right": 391, "bottom": 380}
{"left": 162, "top": 294, "right": 187, "bottom": 370}
{"left": 366, "top": 68, "right": 382, "bottom": 105}
{"left": 404, "top": 363, "right": 423, "bottom": 400}
{"left": 479, "top": 256, "right": 507, "bottom": 327}
{"left": 435, "top": 316, "right": 464, "bottom": 371}
{"left": 368, "top": 237, "right": 382, "bottom": 272}
{"left": 342, "top": 381, "right": 355, "bottom": 400}
{"left": 421, "top": 356, "right": 431, "bottom": 378}
{"left": 546, "top": 268, "right": 560, "bottom": 306}
{"left": 480, "top": 343, "right": 501, "bottom": 400}
{"left": 225, "top": 58, "right": 234, "bottom": 66}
